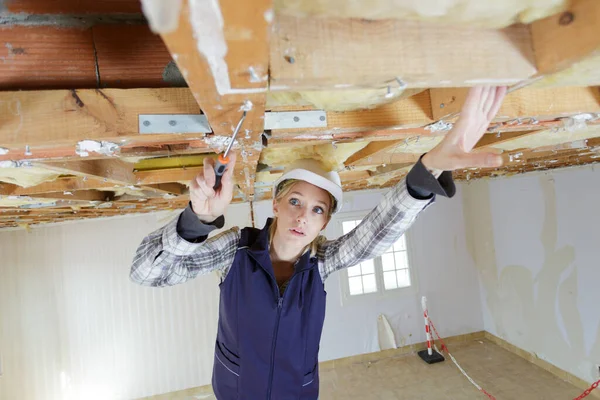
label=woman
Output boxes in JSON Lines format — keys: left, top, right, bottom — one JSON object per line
{"left": 130, "top": 86, "right": 507, "bottom": 399}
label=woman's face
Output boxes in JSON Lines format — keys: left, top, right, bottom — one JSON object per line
{"left": 273, "top": 181, "right": 332, "bottom": 250}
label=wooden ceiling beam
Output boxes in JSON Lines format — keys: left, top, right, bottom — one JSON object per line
{"left": 154, "top": 0, "right": 273, "bottom": 199}
{"left": 530, "top": 0, "right": 600, "bottom": 87}
{"left": 270, "top": 14, "right": 536, "bottom": 90}
{"left": 36, "top": 159, "right": 137, "bottom": 186}
{"left": 430, "top": 86, "right": 600, "bottom": 121}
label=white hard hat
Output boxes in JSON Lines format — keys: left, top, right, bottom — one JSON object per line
{"left": 273, "top": 159, "right": 343, "bottom": 214}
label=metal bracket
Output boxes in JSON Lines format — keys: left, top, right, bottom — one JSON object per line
{"left": 139, "top": 110, "right": 327, "bottom": 134}
{"left": 264, "top": 111, "right": 327, "bottom": 130}
{"left": 139, "top": 114, "right": 211, "bottom": 134}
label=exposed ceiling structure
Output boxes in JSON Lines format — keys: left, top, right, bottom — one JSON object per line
{"left": 0, "top": 0, "right": 600, "bottom": 229}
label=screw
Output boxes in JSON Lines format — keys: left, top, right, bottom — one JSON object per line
{"left": 143, "top": 120, "right": 151, "bottom": 127}
{"left": 24, "top": 145, "right": 32, "bottom": 156}
{"left": 559, "top": 11, "right": 574, "bottom": 25}
{"left": 440, "top": 103, "right": 445, "bottom": 108}
{"left": 285, "top": 55, "right": 295, "bottom": 64}
{"left": 293, "top": 116, "right": 300, "bottom": 122}
{"left": 169, "top": 120, "right": 177, "bottom": 126}
{"left": 319, "top": 115, "right": 326, "bottom": 122}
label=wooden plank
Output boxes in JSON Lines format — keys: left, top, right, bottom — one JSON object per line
{"left": 430, "top": 87, "right": 600, "bottom": 121}
{"left": 531, "top": 0, "right": 600, "bottom": 87}
{"left": 32, "top": 190, "right": 110, "bottom": 202}
{"left": 0, "top": 177, "right": 187, "bottom": 196}
{"left": 3, "top": 0, "right": 142, "bottom": 13}
{"left": 36, "top": 159, "right": 136, "bottom": 186}
{"left": 0, "top": 176, "right": 109, "bottom": 195}
{"left": 156, "top": 0, "right": 273, "bottom": 198}
{"left": 474, "top": 131, "right": 543, "bottom": 150}
{"left": 345, "top": 140, "right": 407, "bottom": 166}
{"left": 270, "top": 15, "right": 536, "bottom": 90}
{"left": 0, "top": 88, "right": 201, "bottom": 150}
{"left": 0, "top": 26, "right": 97, "bottom": 90}
{"left": 158, "top": 0, "right": 271, "bottom": 134}
{"left": 93, "top": 25, "right": 176, "bottom": 88}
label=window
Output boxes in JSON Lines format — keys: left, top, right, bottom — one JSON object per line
{"left": 340, "top": 217, "right": 413, "bottom": 297}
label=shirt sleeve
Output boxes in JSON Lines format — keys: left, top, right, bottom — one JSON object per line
{"left": 317, "top": 155, "right": 455, "bottom": 281}
{"left": 406, "top": 155, "right": 456, "bottom": 200}
{"left": 177, "top": 202, "right": 225, "bottom": 242}
{"left": 129, "top": 209, "right": 240, "bottom": 287}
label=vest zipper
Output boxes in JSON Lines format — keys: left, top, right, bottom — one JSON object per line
{"left": 267, "top": 296, "right": 284, "bottom": 400}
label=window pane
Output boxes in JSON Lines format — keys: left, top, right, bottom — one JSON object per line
{"left": 394, "top": 252, "right": 409, "bottom": 270}
{"left": 349, "top": 276, "right": 363, "bottom": 295}
{"left": 381, "top": 253, "right": 395, "bottom": 271}
{"left": 384, "top": 271, "right": 398, "bottom": 290}
{"left": 393, "top": 235, "right": 406, "bottom": 252}
{"left": 360, "top": 259, "right": 374, "bottom": 275}
{"left": 342, "top": 221, "right": 356, "bottom": 234}
{"left": 362, "top": 274, "right": 377, "bottom": 293}
{"left": 347, "top": 265, "right": 361, "bottom": 277}
{"left": 396, "top": 269, "right": 411, "bottom": 287}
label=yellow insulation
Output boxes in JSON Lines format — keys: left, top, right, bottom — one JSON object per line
{"left": 275, "top": 0, "right": 567, "bottom": 28}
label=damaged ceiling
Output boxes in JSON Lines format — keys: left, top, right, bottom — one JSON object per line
{"left": 1, "top": 0, "right": 600, "bottom": 229}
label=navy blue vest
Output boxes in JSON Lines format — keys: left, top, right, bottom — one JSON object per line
{"left": 211, "top": 218, "right": 327, "bottom": 400}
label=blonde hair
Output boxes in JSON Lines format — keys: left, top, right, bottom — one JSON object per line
{"left": 269, "top": 179, "right": 334, "bottom": 257}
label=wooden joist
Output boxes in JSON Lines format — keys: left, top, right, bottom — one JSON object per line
{"left": 155, "top": 0, "right": 273, "bottom": 199}
{"left": 430, "top": 86, "right": 600, "bottom": 120}
{"left": 270, "top": 14, "right": 536, "bottom": 90}
{"left": 35, "top": 159, "right": 137, "bottom": 186}
{"left": 530, "top": 0, "right": 600, "bottom": 87}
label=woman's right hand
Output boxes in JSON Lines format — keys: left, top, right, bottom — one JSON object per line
{"left": 189, "top": 153, "right": 237, "bottom": 223}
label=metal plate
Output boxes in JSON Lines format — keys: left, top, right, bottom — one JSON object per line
{"left": 264, "top": 111, "right": 327, "bottom": 130}
{"left": 139, "top": 114, "right": 211, "bottom": 134}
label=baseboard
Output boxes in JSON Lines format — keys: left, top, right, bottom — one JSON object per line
{"left": 484, "top": 331, "right": 600, "bottom": 399}
{"left": 318, "top": 330, "right": 485, "bottom": 371}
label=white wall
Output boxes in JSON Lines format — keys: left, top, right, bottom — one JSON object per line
{"left": 253, "top": 186, "right": 484, "bottom": 362}
{"left": 462, "top": 164, "right": 600, "bottom": 384}
{"left": 0, "top": 181, "right": 487, "bottom": 400}
{"left": 0, "top": 205, "right": 251, "bottom": 400}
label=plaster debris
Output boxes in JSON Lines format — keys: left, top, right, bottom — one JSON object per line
{"left": 264, "top": 9, "right": 275, "bottom": 23}
{"left": 240, "top": 100, "right": 254, "bottom": 112}
{"left": 204, "top": 135, "right": 238, "bottom": 153}
{"left": 248, "top": 66, "right": 268, "bottom": 83}
{"left": 76, "top": 140, "right": 119, "bottom": 157}
{"left": 141, "top": 0, "right": 183, "bottom": 33}
{"left": 63, "top": 191, "right": 73, "bottom": 196}
{"left": 189, "top": 0, "right": 266, "bottom": 95}
{"left": 425, "top": 120, "right": 453, "bottom": 132}
{"left": 0, "top": 147, "right": 9, "bottom": 155}
{"left": 163, "top": 193, "right": 177, "bottom": 199}
{"left": 568, "top": 139, "right": 589, "bottom": 149}
{"left": 0, "top": 195, "right": 56, "bottom": 208}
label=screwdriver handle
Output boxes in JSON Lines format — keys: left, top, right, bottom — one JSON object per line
{"left": 213, "top": 154, "right": 230, "bottom": 190}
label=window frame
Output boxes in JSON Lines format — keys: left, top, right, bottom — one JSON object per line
{"left": 336, "top": 211, "right": 418, "bottom": 305}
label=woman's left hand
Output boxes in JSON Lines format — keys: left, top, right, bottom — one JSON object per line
{"left": 422, "top": 86, "right": 507, "bottom": 175}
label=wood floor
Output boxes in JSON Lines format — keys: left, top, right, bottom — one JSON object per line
{"left": 143, "top": 339, "right": 589, "bottom": 400}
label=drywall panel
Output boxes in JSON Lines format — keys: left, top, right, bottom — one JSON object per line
{"left": 463, "top": 164, "right": 600, "bottom": 384}
{"left": 0, "top": 204, "right": 252, "bottom": 400}
{"left": 253, "top": 182, "right": 483, "bottom": 362}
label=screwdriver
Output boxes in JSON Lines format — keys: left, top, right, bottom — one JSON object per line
{"left": 213, "top": 110, "right": 247, "bottom": 190}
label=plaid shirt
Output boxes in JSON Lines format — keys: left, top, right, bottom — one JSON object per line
{"left": 130, "top": 176, "right": 436, "bottom": 286}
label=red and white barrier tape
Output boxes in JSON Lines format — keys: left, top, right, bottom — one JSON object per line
{"left": 427, "top": 317, "right": 599, "bottom": 400}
